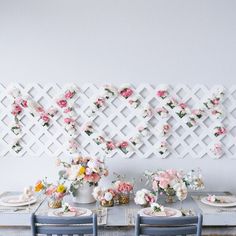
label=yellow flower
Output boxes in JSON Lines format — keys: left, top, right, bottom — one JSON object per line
{"left": 35, "top": 181, "right": 44, "bottom": 192}
{"left": 78, "top": 166, "right": 86, "bottom": 175}
{"left": 57, "top": 184, "right": 66, "bottom": 193}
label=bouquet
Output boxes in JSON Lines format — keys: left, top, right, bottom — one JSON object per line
{"left": 92, "top": 186, "right": 117, "bottom": 207}
{"left": 58, "top": 156, "right": 108, "bottom": 196}
{"left": 145, "top": 169, "right": 204, "bottom": 202}
{"left": 134, "top": 188, "right": 157, "bottom": 206}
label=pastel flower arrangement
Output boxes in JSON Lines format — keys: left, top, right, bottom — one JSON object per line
{"left": 157, "top": 141, "right": 169, "bottom": 156}
{"left": 138, "top": 125, "right": 151, "bottom": 137}
{"left": 12, "top": 139, "right": 23, "bottom": 153}
{"left": 156, "top": 107, "right": 169, "bottom": 118}
{"left": 119, "top": 86, "right": 134, "bottom": 99}
{"left": 128, "top": 96, "right": 141, "bottom": 109}
{"left": 92, "top": 186, "right": 117, "bottom": 206}
{"left": 117, "top": 141, "right": 131, "bottom": 154}
{"left": 34, "top": 179, "right": 67, "bottom": 202}
{"left": 82, "top": 122, "right": 94, "bottom": 136}
{"left": 145, "top": 169, "right": 204, "bottom": 202}
{"left": 102, "top": 85, "right": 117, "bottom": 99}
{"left": 156, "top": 90, "right": 168, "bottom": 99}
{"left": 213, "top": 126, "right": 227, "bottom": 137}
{"left": 58, "top": 156, "right": 108, "bottom": 196}
{"left": 210, "top": 143, "right": 223, "bottom": 158}
{"left": 207, "top": 195, "right": 223, "bottom": 203}
{"left": 134, "top": 188, "right": 157, "bottom": 206}
{"left": 151, "top": 202, "right": 165, "bottom": 213}
{"left": 113, "top": 180, "right": 134, "bottom": 194}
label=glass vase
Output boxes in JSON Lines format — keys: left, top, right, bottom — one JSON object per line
{"left": 48, "top": 198, "right": 62, "bottom": 209}
{"left": 165, "top": 188, "right": 176, "bottom": 204}
{"left": 100, "top": 199, "right": 114, "bottom": 207}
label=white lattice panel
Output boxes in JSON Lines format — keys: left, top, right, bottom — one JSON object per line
{"left": 0, "top": 83, "right": 236, "bottom": 159}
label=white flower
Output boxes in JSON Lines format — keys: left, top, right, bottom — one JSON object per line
{"left": 104, "top": 192, "right": 113, "bottom": 201}
{"left": 207, "top": 195, "right": 216, "bottom": 203}
{"left": 8, "top": 86, "right": 21, "bottom": 98}
{"left": 151, "top": 203, "right": 165, "bottom": 212}
{"left": 175, "top": 182, "right": 188, "bottom": 201}
{"left": 92, "top": 186, "right": 103, "bottom": 200}
{"left": 134, "top": 189, "right": 147, "bottom": 205}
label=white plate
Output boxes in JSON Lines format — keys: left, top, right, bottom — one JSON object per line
{"left": 201, "top": 196, "right": 236, "bottom": 207}
{"left": 138, "top": 207, "right": 182, "bottom": 217}
{"left": 48, "top": 207, "right": 92, "bottom": 217}
{"left": 0, "top": 195, "right": 37, "bottom": 207}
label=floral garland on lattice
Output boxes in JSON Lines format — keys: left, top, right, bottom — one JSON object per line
{"left": 156, "top": 86, "right": 226, "bottom": 159}
{"left": 55, "top": 85, "right": 79, "bottom": 154}
{"left": 8, "top": 87, "right": 58, "bottom": 153}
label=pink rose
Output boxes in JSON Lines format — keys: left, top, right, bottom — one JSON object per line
{"left": 64, "top": 118, "right": 74, "bottom": 124}
{"left": 41, "top": 114, "right": 50, "bottom": 122}
{"left": 119, "top": 141, "right": 128, "bottom": 148}
{"left": 65, "top": 90, "right": 75, "bottom": 99}
{"left": 57, "top": 99, "right": 67, "bottom": 108}
{"left": 11, "top": 104, "right": 22, "bottom": 116}
{"left": 107, "top": 141, "right": 116, "bottom": 150}
{"left": 120, "top": 88, "right": 133, "bottom": 98}
{"left": 156, "top": 90, "right": 167, "bottom": 98}
{"left": 21, "top": 100, "right": 28, "bottom": 108}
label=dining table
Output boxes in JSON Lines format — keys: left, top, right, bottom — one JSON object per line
{"left": 0, "top": 191, "right": 236, "bottom": 236}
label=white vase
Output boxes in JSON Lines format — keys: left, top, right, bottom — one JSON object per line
{"left": 72, "top": 183, "right": 95, "bottom": 204}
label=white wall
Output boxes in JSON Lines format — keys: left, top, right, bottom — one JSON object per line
{"left": 0, "top": 0, "right": 236, "bottom": 193}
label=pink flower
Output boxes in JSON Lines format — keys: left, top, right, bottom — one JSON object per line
{"left": 41, "top": 114, "right": 50, "bottom": 123}
{"left": 106, "top": 141, "right": 116, "bottom": 150}
{"left": 11, "top": 104, "right": 22, "bottom": 116}
{"left": 57, "top": 99, "right": 67, "bottom": 108}
{"left": 64, "top": 107, "right": 73, "bottom": 113}
{"left": 65, "top": 90, "right": 75, "bottom": 99}
{"left": 119, "top": 141, "right": 128, "bottom": 148}
{"left": 120, "top": 88, "right": 133, "bottom": 98}
{"left": 84, "top": 173, "right": 101, "bottom": 183}
{"left": 36, "top": 106, "right": 44, "bottom": 113}
{"left": 115, "top": 181, "right": 133, "bottom": 193}
{"left": 156, "top": 90, "right": 167, "bottom": 98}
{"left": 21, "top": 100, "right": 28, "bottom": 108}
{"left": 179, "top": 103, "right": 187, "bottom": 109}
{"left": 64, "top": 118, "right": 74, "bottom": 124}
{"left": 45, "top": 185, "right": 57, "bottom": 196}
{"left": 211, "top": 98, "right": 220, "bottom": 105}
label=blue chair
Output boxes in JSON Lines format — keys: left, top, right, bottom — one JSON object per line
{"left": 135, "top": 214, "right": 203, "bottom": 236}
{"left": 31, "top": 213, "right": 97, "bottom": 236}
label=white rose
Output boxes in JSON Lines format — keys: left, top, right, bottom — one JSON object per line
{"left": 104, "top": 192, "right": 113, "bottom": 201}
{"left": 134, "top": 190, "right": 146, "bottom": 205}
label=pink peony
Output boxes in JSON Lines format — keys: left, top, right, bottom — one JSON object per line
{"left": 119, "top": 141, "right": 129, "bottom": 149}
{"left": 65, "top": 90, "right": 75, "bottom": 99}
{"left": 11, "top": 104, "right": 22, "bottom": 116}
{"left": 64, "top": 118, "right": 74, "bottom": 124}
{"left": 156, "top": 90, "right": 167, "bottom": 97}
{"left": 57, "top": 99, "right": 67, "bottom": 108}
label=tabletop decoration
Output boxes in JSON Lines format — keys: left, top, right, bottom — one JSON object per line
{"left": 150, "top": 202, "right": 165, "bottom": 213}
{"left": 58, "top": 155, "right": 108, "bottom": 203}
{"left": 92, "top": 187, "right": 117, "bottom": 207}
{"left": 145, "top": 169, "right": 204, "bottom": 203}
{"left": 34, "top": 179, "right": 67, "bottom": 209}
{"left": 207, "top": 195, "right": 222, "bottom": 203}
{"left": 113, "top": 180, "right": 134, "bottom": 204}
{"left": 134, "top": 189, "right": 157, "bottom": 207}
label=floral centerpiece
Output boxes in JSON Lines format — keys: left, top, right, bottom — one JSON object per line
{"left": 34, "top": 179, "right": 67, "bottom": 208}
{"left": 134, "top": 189, "right": 157, "bottom": 207}
{"left": 113, "top": 180, "right": 134, "bottom": 204}
{"left": 145, "top": 169, "right": 204, "bottom": 203}
{"left": 92, "top": 186, "right": 117, "bottom": 207}
{"left": 58, "top": 155, "right": 108, "bottom": 203}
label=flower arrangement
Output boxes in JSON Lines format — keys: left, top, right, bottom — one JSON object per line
{"left": 113, "top": 180, "right": 134, "bottom": 204}
{"left": 159, "top": 123, "right": 171, "bottom": 137}
{"left": 134, "top": 189, "right": 157, "bottom": 206}
{"left": 138, "top": 125, "right": 151, "bottom": 137}
{"left": 213, "top": 126, "right": 226, "bottom": 137}
{"left": 67, "top": 139, "right": 79, "bottom": 154}
{"left": 117, "top": 141, "right": 131, "bottom": 154}
{"left": 175, "top": 103, "right": 189, "bottom": 118}
{"left": 210, "top": 143, "right": 223, "bottom": 158}
{"left": 119, "top": 86, "right": 133, "bottom": 99}
{"left": 156, "top": 107, "right": 169, "bottom": 118}
{"left": 156, "top": 90, "right": 168, "bottom": 99}
{"left": 12, "top": 140, "right": 22, "bottom": 153}
{"left": 151, "top": 202, "right": 165, "bottom": 213}
{"left": 145, "top": 169, "right": 204, "bottom": 202}
{"left": 102, "top": 85, "right": 117, "bottom": 99}
{"left": 82, "top": 122, "right": 94, "bottom": 136}
{"left": 34, "top": 179, "right": 67, "bottom": 208}
{"left": 92, "top": 186, "right": 117, "bottom": 207}
{"left": 157, "top": 141, "right": 168, "bottom": 156}
{"left": 207, "top": 195, "right": 224, "bottom": 203}
{"left": 58, "top": 156, "right": 108, "bottom": 197}
{"left": 141, "top": 106, "right": 153, "bottom": 118}
{"left": 128, "top": 96, "right": 141, "bottom": 109}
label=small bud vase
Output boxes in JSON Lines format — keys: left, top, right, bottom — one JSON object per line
{"left": 165, "top": 188, "right": 176, "bottom": 204}
{"left": 118, "top": 192, "right": 130, "bottom": 204}
{"left": 100, "top": 199, "right": 114, "bottom": 207}
{"left": 48, "top": 198, "right": 62, "bottom": 209}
